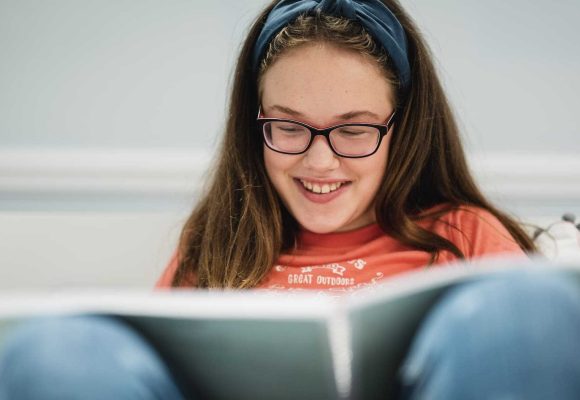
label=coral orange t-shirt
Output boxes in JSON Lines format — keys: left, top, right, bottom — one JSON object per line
{"left": 155, "top": 206, "right": 525, "bottom": 293}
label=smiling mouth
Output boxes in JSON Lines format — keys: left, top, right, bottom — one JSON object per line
{"left": 298, "top": 179, "right": 350, "bottom": 194}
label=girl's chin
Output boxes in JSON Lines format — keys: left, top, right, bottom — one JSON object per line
{"left": 301, "top": 225, "right": 341, "bottom": 234}
{"left": 297, "top": 217, "right": 353, "bottom": 234}
{"left": 296, "top": 211, "right": 374, "bottom": 233}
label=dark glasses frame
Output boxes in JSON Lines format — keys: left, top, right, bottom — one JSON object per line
{"left": 256, "top": 107, "right": 397, "bottom": 158}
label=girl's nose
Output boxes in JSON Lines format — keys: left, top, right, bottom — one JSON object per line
{"left": 302, "top": 136, "right": 340, "bottom": 171}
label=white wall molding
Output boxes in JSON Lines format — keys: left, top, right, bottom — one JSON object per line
{"left": 469, "top": 152, "right": 580, "bottom": 201}
{"left": 0, "top": 149, "right": 578, "bottom": 214}
{"left": 0, "top": 149, "right": 211, "bottom": 195}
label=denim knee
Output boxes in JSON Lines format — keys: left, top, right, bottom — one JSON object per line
{"left": 399, "top": 270, "right": 580, "bottom": 400}
{"left": 0, "top": 315, "right": 187, "bottom": 400}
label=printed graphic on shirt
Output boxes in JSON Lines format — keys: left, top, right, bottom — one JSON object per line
{"left": 347, "top": 259, "right": 366, "bottom": 270}
{"left": 301, "top": 263, "right": 346, "bottom": 276}
{"left": 267, "top": 258, "right": 384, "bottom": 293}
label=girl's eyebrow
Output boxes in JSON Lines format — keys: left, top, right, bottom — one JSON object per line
{"left": 269, "top": 104, "right": 380, "bottom": 121}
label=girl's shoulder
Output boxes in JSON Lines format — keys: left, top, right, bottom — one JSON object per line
{"left": 154, "top": 251, "right": 198, "bottom": 289}
{"left": 419, "top": 203, "right": 525, "bottom": 259}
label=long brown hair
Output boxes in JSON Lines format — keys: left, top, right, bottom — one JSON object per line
{"left": 172, "top": 0, "right": 536, "bottom": 288}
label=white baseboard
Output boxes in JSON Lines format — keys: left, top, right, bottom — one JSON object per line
{"left": 0, "top": 149, "right": 578, "bottom": 217}
{"left": 0, "top": 211, "right": 184, "bottom": 290}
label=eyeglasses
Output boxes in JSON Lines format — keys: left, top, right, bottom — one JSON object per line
{"left": 257, "top": 107, "right": 396, "bottom": 158}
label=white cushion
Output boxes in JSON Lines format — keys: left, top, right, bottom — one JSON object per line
{"left": 534, "top": 220, "right": 580, "bottom": 262}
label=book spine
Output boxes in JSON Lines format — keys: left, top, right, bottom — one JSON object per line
{"left": 327, "top": 312, "right": 353, "bottom": 399}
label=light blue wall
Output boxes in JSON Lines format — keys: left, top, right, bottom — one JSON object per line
{"left": 1, "top": 0, "right": 579, "bottom": 152}
{"left": 0, "top": 0, "right": 265, "bottom": 149}
{"left": 405, "top": 0, "right": 580, "bottom": 153}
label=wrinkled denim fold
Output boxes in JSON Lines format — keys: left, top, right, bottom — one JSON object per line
{"left": 399, "top": 269, "right": 580, "bottom": 400}
{"left": 0, "top": 315, "right": 188, "bottom": 400}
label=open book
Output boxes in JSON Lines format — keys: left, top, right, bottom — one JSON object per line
{"left": 1, "top": 257, "right": 578, "bottom": 400}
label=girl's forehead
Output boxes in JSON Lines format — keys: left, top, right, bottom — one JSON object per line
{"left": 259, "top": 48, "right": 394, "bottom": 124}
{"left": 260, "top": 44, "right": 392, "bottom": 94}
{"left": 260, "top": 43, "right": 387, "bottom": 86}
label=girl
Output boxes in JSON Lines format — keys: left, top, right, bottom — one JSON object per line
{"left": 3, "top": 1, "right": 580, "bottom": 399}
{"left": 155, "top": 0, "right": 535, "bottom": 291}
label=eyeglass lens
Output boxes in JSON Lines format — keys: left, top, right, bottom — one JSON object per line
{"left": 263, "top": 121, "right": 380, "bottom": 157}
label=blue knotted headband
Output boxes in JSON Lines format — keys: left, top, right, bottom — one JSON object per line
{"left": 252, "top": 0, "right": 411, "bottom": 91}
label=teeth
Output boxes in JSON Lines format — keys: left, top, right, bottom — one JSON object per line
{"left": 300, "top": 180, "right": 345, "bottom": 194}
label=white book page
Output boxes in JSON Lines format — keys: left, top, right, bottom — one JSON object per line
{"left": 0, "top": 289, "right": 339, "bottom": 320}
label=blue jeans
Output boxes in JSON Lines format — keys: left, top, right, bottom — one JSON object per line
{"left": 2, "top": 269, "right": 580, "bottom": 400}
{"left": 0, "top": 316, "right": 189, "bottom": 400}
{"left": 398, "top": 269, "right": 580, "bottom": 399}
